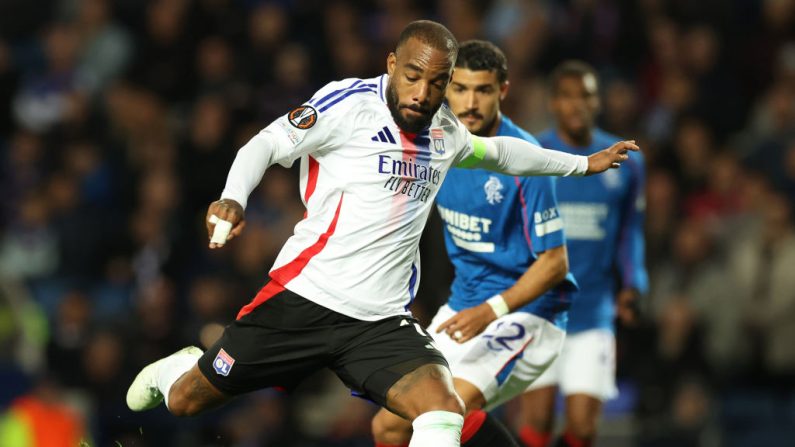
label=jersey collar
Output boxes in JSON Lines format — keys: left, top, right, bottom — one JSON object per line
{"left": 378, "top": 74, "right": 388, "bottom": 103}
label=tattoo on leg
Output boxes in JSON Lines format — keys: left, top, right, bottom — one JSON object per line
{"left": 386, "top": 364, "right": 449, "bottom": 417}
{"left": 190, "top": 374, "right": 211, "bottom": 404}
{"left": 180, "top": 367, "right": 225, "bottom": 411}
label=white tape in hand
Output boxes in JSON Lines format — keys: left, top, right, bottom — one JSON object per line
{"left": 209, "top": 214, "right": 232, "bottom": 245}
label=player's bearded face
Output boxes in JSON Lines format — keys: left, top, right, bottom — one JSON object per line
{"left": 386, "top": 40, "right": 453, "bottom": 134}
{"left": 446, "top": 68, "right": 506, "bottom": 136}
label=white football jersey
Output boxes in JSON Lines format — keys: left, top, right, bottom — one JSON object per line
{"left": 232, "top": 75, "right": 477, "bottom": 320}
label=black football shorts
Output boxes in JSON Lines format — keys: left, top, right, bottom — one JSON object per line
{"left": 197, "top": 282, "right": 448, "bottom": 407}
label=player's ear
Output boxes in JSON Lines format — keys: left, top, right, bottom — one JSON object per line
{"left": 387, "top": 52, "right": 396, "bottom": 76}
{"left": 446, "top": 71, "right": 455, "bottom": 94}
{"left": 499, "top": 80, "right": 510, "bottom": 101}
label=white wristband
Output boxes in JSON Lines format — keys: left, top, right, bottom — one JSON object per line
{"left": 486, "top": 294, "right": 509, "bottom": 318}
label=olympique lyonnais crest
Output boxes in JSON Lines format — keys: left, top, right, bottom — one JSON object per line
{"left": 213, "top": 348, "right": 236, "bottom": 376}
{"left": 431, "top": 128, "right": 445, "bottom": 154}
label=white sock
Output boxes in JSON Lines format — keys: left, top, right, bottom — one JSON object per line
{"left": 157, "top": 349, "right": 202, "bottom": 408}
{"left": 409, "top": 410, "right": 464, "bottom": 447}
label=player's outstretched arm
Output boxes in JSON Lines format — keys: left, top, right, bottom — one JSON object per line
{"left": 437, "top": 246, "right": 569, "bottom": 344}
{"left": 468, "top": 136, "right": 638, "bottom": 176}
{"left": 205, "top": 84, "right": 355, "bottom": 249}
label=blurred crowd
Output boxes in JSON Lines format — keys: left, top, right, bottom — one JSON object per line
{"left": 1, "top": 0, "right": 794, "bottom": 446}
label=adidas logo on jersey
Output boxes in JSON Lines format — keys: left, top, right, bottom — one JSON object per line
{"left": 371, "top": 126, "right": 396, "bottom": 144}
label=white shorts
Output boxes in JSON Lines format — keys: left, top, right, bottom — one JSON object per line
{"left": 524, "top": 328, "right": 618, "bottom": 401}
{"left": 429, "top": 304, "right": 566, "bottom": 410}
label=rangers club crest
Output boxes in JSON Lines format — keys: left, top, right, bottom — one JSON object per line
{"left": 431, "top": 128, "right": 445, "bottom": 154}
{"left": 484, "top": 176, "right": 504, "bottom": 204}
{"left": 213, "top": 348, "right": 236, "bottom": 376}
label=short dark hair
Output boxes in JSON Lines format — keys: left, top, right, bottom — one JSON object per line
{"left": 455, "top": 40, "right": 508, "bottom": 83}
{"left": 550, "top": 60, "right": 599, "bottom": 93}
{"left": 396, "top": 20, "right": 458, "bottom": 59}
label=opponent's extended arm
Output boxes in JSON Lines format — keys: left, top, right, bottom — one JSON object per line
{"left": 499, "top": 245, "right": 569, "bottom": 312}
{"left": 436, "top": 246, "right": 569, "bottom": 343}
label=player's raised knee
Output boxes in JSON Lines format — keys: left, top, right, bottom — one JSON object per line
{"left": 418, "top": 390, "right": 465, "bottom": 418}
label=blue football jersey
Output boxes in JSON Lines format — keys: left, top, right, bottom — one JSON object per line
{"left": 436, "top": 116, "right": 578, "bottom": 328}
{"left": 537, "top": 128, "right": 648, "bottom": 333}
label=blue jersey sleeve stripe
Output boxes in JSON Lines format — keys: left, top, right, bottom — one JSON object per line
{"left": 311, "top": 79, "right": 361, "bottom": 106}
{"left": 318, "top": 87, "right": 376, "bottom": 112}
{"left": 312, "top": 80, "right": 375, "bottom": 108}
{"left": 513, "top": 177, "right": 534, "bottom": 250}
{"left": 527, "top": 177, "right": 566, "bottom": 252}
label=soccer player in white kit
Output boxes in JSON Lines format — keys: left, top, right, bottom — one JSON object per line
{"left": 126, "top": 21, "right": 636, "bottom": 447}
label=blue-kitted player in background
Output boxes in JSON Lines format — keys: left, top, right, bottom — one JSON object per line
{"left": 517, "top": 61, "right": 648, "bottom": 447}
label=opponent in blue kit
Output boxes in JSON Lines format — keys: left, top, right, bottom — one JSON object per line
{"left": 372, "top": 40, "right": 588, "bottom": 447}
{"left": 437, "top": 110, "right": 577, "bottom": 329}
{"left": 517, "top": 61, "right": 648, "bottom": 447}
